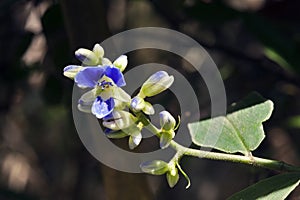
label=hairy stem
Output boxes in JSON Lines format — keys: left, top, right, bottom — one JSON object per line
{"left": 143, "top": 116, "right": 300, "bottom": 173}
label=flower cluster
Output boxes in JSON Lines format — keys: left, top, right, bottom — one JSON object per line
{"left": 63, "top": 44, "right": 175, "bottom": 149}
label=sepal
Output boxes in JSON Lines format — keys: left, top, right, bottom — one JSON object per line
{"left": 140, "top": 160, "right": 169, "bottom": 175}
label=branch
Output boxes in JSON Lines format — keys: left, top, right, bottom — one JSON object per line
{"left": 143, "top": 115, "right": 300, "bottom": 173}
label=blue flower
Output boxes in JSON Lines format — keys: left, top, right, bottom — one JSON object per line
{"left": 75, "top": 65, "right": 130, "bottom": 119}
{"left": 75, "top": 65, "right": 126, "bottom": 88}
{"left": 63, "top": 43, "right": 128, "bottom": 79}
{"left": 91, "top": 97, "right": 115, "bottom": 119}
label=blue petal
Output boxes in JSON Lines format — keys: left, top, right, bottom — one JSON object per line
{"left": 75, "top": 67, "right": 105, "bottom": 88}
{"left": 104, "top": 128, "right": 113, "bottom": 134}
{"left": 63, "top": 65, "right": 81, "bottom": 72}
{"left": 104, "top": 66, "right": 126, "bottom": 87}
{"left": 75, "top": 53, "right": 86, "bottom": 63}
{"left": 103, "top": 112, "right": 114, "bottom": 121}
{"left": 91, "top": 97, "right": 115, "bottom": 119}
{"left": 147, "top": 71, "right": 168, "bottom": 83}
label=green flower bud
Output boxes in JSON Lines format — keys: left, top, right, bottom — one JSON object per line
{"left": 142, "top": 102, "right": 155, "bottom": 115}
{"left": 166, "top": 162, "right": 179, "bottom": 188}
{"left": 159, "top": 111, "right": 176, "bottom": 131}
{"left": 160, "top": 130, "right": 174, "bottom": 149}
{"left": 128, "top": 131, "right": 142, "bottom": 150}
{"left": 75, "top": 48, "right": 99, "bottom": 65}
{"left": 166, "top": 168, "right": 179, "bottom": 188}
{"left": 140, "top": 160, "right": 169, "bottom": 175}
{"left": 140, "top": 71, "right": 174, "bottom": 97}
{"left": 113, "top": 55, "right": 128, "bottom": 72}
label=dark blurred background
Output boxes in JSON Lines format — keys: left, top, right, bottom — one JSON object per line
{"left": 0, "top": 0, "right": 300, "bottom": 199}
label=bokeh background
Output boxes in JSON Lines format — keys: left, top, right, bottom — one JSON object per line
{"left": 1, "top": 0, "right": 300, "bottom": 199}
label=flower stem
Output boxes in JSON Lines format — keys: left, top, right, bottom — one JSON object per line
{"left": 143, "top": 115, "right": 300, "bottom": 173}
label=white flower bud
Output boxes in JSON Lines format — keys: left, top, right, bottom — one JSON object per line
{"left": 159, "top": 111, "right": 176, "bottom": 131}
{"left": 142, "top": 102, "right": 155, "bottom": 115}
{"left": 75, "top": 48, "right": 98, "bottom": 65}
{"left": 113, "top": 55, "right": 128, "bottom": 72}
{"left": 63, "top": 65, "right": 83, "bottom": 79}
{"left": 140, "top": 71, "right": 174, "bottom": 97}
{"left": 92, "top": 44, "right": 104, "bottom": 58}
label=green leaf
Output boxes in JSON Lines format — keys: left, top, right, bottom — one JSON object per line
{"left": 286, "top": 115, "right": 300, "bottom": 129}
{"left": 188, "top": 94, "right": 274, "bottom": 155}
{"left": 264, "top": 47, "right": 292, "bottom": 71}
{"left": 228, "top": 173, "right": 300, "bottom": 200}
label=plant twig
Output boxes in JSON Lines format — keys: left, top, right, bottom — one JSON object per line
{"left": 143, "top": 115, "right": 300, "bottom": 173}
